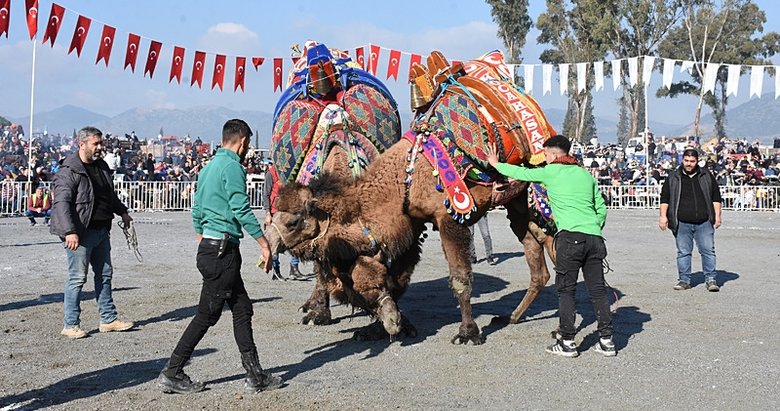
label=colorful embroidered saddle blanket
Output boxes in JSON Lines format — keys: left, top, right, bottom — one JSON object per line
{"left": 272, "top": 42, "right": 401, "bottom": 183}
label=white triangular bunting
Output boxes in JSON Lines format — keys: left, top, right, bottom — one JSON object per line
{"left": 662, "top": 58, "right": 675, "bottom": 89}
{"left": 750, "top": 65, "right": 764, "bottom": 98}
{"left": 576, "top": 62, "right": 587, "bottom": 93}
{"left": 628, "top": 57, "right": 639, "bottom": 87}
{"left": 593, "top": 61, "right": 604, "bottom": 91}
{"left": 642, "top": 56, "right": 655, "bottom": 87}
{"left": 775, "top": 67, "right": 780, "bottom": 99}
{"left": 543, "top": 64, "right": 553, "bottom": 96}
{"left": 559, "top": 63, "right": 570, "bottom": 95}
{"left": 680, "top": 60, "right": 694, "bottom": 74}
{"left": 523, "top": 64, "right": 535, "bottom": 95}
{"left": 611, "top": 59, "right": 621, "bottom": 91}
{"left": 727, "top": 64, "right": 741, "bottom": 97}
{"left": 703, "top": 63, "right": 720, "bottom": 95}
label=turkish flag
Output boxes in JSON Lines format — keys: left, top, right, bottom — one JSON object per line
{"left": 144, "top": 40, "right": 162, "bottom": 78}
{"left": 95, "top": 25, "right": 115, "bottom": 66}
{"left": 234, "top": 56, "right": 246, "bottom": 92}
{"left": 369, "top": 44, "right": 380, "bottom": 75}
{"left": 124, "top": 33, "right": 140, "bottom": 72}
{"left": 212, "top": 54, "right": 226, "bottom": 90}
{"left": 387, "top": 49, "right": 401, "bottom": 80}
{"left": 251, "top": 57, "right": 264, "bottom": 70}
{"left": 41, "top": 3, "right": 64, "bottom": 46}
{"left": 292, "top": 56, "right": 300, "bottom": 65}
{"left": 273, "top": 58, "right": 283, "bottom": 92}
{"left": 355, "top": 47, "right": 365, "bottom": 70}
{"left": 191, "top": 50, "right": 205, "bottom": 87}
{"left": 169, "top": 46, "right": 185, "bottom": 83}
{"left": 0, "top": 0, "right": 9, "bottom": 38}
{"left": 68, "top": 15, "right": 91, "bottom": 57}
{"left": 24, "top": 0, "right": 37, "bottom": 40}
{"left": 409, "top": 53, "right": 422, "bottom": 81}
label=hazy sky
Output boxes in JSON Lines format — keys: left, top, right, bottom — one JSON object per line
{"left": 2, "top": 0, "right": 780, "bottom": 134}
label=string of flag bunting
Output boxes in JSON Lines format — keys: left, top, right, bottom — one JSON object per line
{"left": 2, "top": 0, "right": 779, "bottom": 97}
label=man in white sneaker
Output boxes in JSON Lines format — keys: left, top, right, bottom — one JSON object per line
{"left": 487, "top": 135, "right": 616, "bottom": 357}
{"left": 50, "top": 127, "right": 134, "bottom": 339}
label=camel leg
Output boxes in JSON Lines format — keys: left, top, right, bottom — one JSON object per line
{"left": 299, "top": 261, "right": 333, "bottom": 325}
{"left": 438, "top": 217, "right": 482, "bottom": 345}
{"left": 504, "top": 196, "right": 552, "bottom": 324}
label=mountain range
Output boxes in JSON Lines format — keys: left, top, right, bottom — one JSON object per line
{"left": 8, "top": 96, "right": 780, "bottom": 148}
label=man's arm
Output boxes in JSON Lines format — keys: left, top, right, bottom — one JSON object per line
{"left": 485, "top": 142, "right": 547, "bottom": 182}
{"left": 659, "top": 203, "right": 669, "bottom": 231}
{"left": 224, "top": 164, "right": 263, "bottom": 239}
{"left": 593, "top": 180, "right": 607, "bottom": 229}
{"left": 713, "top": 201, "right": 722, "bottom": 229}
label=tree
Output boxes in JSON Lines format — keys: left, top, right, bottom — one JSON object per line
{"left": 0, "top": 115, "right": 10, "bottom": 127}
{"left": 486, "top": 0, "right": 533, "bottom": 64}
{"left": 537, "top": 0, "right": 613, "bottom": 143}
{"left": 603, "top": 0, "right": 684, "bottom": 145}
{"left": 657, "top": 0, "right": 779, "bottom": 137}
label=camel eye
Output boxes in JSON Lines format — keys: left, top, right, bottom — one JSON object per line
{"left": 285, "top": 214, "right": 302, "bottom": 229}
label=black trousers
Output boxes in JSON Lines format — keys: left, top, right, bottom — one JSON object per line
{"left": 172, "top": 241, "right": 256, "bottom": 360}
{"left": 554, "top": 230, "right": 613, "bottom": 340}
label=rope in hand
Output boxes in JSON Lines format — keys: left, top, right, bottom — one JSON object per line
{"left": 117, "top": 220, "right": 143, "bottom": 263}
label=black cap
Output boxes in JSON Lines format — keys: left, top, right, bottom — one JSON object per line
{"left": 682, "top": 148, "right": 699, "bottom": 158}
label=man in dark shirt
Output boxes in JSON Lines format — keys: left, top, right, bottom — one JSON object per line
{"left": 659, "top": 149, "right": 723, "bottom": 292}
{"left": 50, "top": 126, "right": 134, "bottom": 339}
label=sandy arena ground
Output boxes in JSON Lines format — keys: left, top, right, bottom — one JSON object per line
{"left": 0, "top": 209, "right": 778, "bottom": 410}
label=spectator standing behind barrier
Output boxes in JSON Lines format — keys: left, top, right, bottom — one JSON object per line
{"left": 469, "top": 214, "right": 497, "bottom": 265}
{"left": 49, "top": 126, "right": 135, "bottom": 339}
{"left": 1, "top": 171, "right": 18, "bottom": 213}
{"left": 486, "top": 135, "right": 615, "bottom": 358}
{"left": 157, "top": 119, "right": 281, "bottom": 395}
{"left": 25, "top": 186, "right": 51, "bottom": 226}
{"left": 659, "top": 148, "right": 723, "bottom": 292}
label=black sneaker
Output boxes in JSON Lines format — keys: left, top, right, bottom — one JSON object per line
{"left": 158, "top": 371, "right": 205, "bottom": 394}
{"left": 673, "top": 281, "right": 691, "bottom": 290}
{"left": 546, "top": 339, "right": 579, "bottom": 358}
{"left": 593, "top": 337, "right": 617, "bottom": 357}
{"left": 705, "top": 281, "right": 720, "bottom": 292}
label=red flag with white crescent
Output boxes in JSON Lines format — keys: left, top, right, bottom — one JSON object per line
{"left": 95, "top": 24, "right": 115, "bottom": 66}
{"left": 24, "top": 0, "right": 37, "bottom": 40}
{"left": 251, "top": 57, "right": 264, "bottom": 70}
{"left": 124, "top": 33, "right": 140, "bottom": 72}
{"left": 68, "top": 15, "right": 91, "bottom": 57}
{"left": 169, "top": 46, "right": 185, "bottom": 84}
{"left": 387, "top": 49, "right": 401, "bottom": 80}
{"left": 0, "top": 0, "right": 9, "bottom": 38}
{"left": 144, "top": 40, "right": 162, "bottom": 78}
{"left": 355, "top": 47, "right": 365, "bottom": 70}
{"left": 191, "top": 50, "right": 206, "bottom": 88}
{"left": 292, "top": 57, "right": 300, "bottom": 65}
{"left": 408, "top": 53, "right": 422, "bottom": 81}
{"left": 273, "top": 58, "right": 283, "bottom": 92}
{"left": 234, "top": 56, "right": 246, "bottom": 92}
{"left": 41, "top": 3, "right": 64, "bottom": 46}
{"left": 212, "top": 54, "right": 226, "bottom": 91}
{"left": 369, "top": 44, "right": 380, "bottom": 75}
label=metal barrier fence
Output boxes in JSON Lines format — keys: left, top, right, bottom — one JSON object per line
{"left": 1, "top": 181, "right": 778, "bottom": 216}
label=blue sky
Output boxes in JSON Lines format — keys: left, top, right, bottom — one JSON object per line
{"left": 1, "top": 0, "right": 780, "bottom": 134}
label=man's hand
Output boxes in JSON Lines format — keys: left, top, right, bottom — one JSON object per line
{"left": 658, "top": 215, "right": 668, "bottom": 231}
{"left": 714, "top": 216, "right": 722, "bottom": 229}
{"left": 256, "top": 235, "right": 272, "bottom": 272}
{"left": 121, "top": 212, "right": 133, "bottom": 227}
{"left": 195, "top": 233, "right": 203, "bottom": 243}
{"left": 264, "top": 212, "right": 272, "bottom": 228}
{"left": 486, "top": 142, "right": 500, "bottom": 168}
{"left": 64, "top": 233, "right": 79, "bottom": 250}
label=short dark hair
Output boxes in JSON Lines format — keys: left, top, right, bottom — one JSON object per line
{"left": 682, "top": 148, "right": 699, "bottom": 158}
{"left": 543, "top": 134, "right": 571, "bottom": 154}
{"left": 222, "top": 119, "right": 252, "bottom": 145}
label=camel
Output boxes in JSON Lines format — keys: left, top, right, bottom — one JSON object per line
{"left": 266, "top": 50, "right": 558, "bottom": 344}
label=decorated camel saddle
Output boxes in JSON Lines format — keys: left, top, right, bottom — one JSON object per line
{"left": 272, "top": 41, "right": 401, "bottom": 184}
{"left": 406, "top": 50, "right": 557, "bottom": 231}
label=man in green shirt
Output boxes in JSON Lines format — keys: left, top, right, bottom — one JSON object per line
{"left": 486, "top": 135, "right": 615, "bottom": 357}
{"left": 158, "top": 119, "right": 282, "bottom": 394}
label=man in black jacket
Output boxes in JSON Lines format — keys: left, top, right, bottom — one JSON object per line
{"left": 50, "top": 126, "right": 135, "bottom": 339}
{"left": 659, "top": 149, "right": 723, "bottom": 292}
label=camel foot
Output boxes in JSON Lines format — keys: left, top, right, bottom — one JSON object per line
{"left": 450, "top": 324, "right": 483, "bottom": 345}
{"left": 300, "top": 308, "right": 332, "bottom": 326}
{"left": 353, "top": 316, "right": 417, "bottom": 342}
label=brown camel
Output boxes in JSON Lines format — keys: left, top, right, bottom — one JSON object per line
{"left": 265, "top": 137, "right": 556, "bottom": 344}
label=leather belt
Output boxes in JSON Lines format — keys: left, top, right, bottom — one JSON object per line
{"left": 201, "top": 238, "right": 238, "bottom": 249}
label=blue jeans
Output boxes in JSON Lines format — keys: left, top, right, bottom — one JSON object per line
{"left": 63, "top": 228, "right": 118, "bottom": 327}
{"left": 674, "top": 221, "right": 716, "bottom": 284}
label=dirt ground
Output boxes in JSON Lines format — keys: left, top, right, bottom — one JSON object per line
{"left": 0, "top": 209, "right": 779, "bottom": 410}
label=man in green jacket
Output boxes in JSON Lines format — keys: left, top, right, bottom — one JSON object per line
{"left": 158, "top": 119, "right": 282, "bottom": 394}
{"left": 486, "top": 135, "right": 615, "bottom": 357}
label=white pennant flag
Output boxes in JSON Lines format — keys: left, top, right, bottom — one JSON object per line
{"left": 750, "top": 65, "right": 764, "bottom": 98}
{"left": 576, "top": 62, "right": 587, "bottom": 93}
{"left": 523, "top": 64, "right": 535, "bottom": 95}
{"left": 507, "top": 64, "right": 517, "bottom": 84}
{"left": 543, "top": 64, "right": 553, "bottom": 95}
{"left": 559, "top": 63, "right": 570, "bottom": 95}
{"left": 611, "top": 59, "right": 622, "bottom": 91}
{"left": 662, "top": 58, "right": 675, "bottom": 89}
{"left": 727, "top": 64, "right": 741, "bottom": 97}
{"left": 680, "top": 60, "right": 694, "bottom": 74}
{"left": 703, "top": 63, "right": 720, "bottom": 95}
{"left": 642, "top": 56, "right": 655, "bottom": 87}
{"left": 593, "top": 61, "right": 604, "bottom": 91}
{"left": 628, "top": 57, "right": 639, "bottom": 87}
